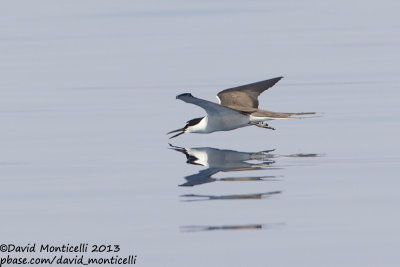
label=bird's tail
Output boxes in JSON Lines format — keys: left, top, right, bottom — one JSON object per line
{"left": 251, "top": 110, "right": 316, "bottom": 118}
{"left": 282, "top": 112, "right": 316, "bottom": 116}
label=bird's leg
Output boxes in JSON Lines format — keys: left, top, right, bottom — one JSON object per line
{"left": 250, "top": 122, "right": 275, "bottom": 130}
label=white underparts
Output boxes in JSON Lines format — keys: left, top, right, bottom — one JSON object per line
{"left": 186, "top": 113, "right": 250, "bottom": 133}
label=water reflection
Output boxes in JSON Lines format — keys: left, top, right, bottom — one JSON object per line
{"left": 181, "top": 191, "right": 281, "bottom": 202}
{"left": 169, "top": 144, "right": 316, "bottom": 187}
{"left": 170, "top": 144, "right": 318, "bottom": 232}
{"left": 180, "top": 223, "right": 284, "bottom": 233}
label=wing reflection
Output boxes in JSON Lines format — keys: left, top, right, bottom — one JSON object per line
{"left": 181, "top": 191, "right": 281, "bottom": 202}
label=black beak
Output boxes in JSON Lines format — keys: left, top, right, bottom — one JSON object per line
{"left": 168, "top": 143, "right": 185, "bottom": 152}
{"left": 167, "top": 128, "right": 185, "bottom": 139}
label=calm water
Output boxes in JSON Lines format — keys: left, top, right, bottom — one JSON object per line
{"left": 1, "top": 1, "right": 399, "bottom": 266}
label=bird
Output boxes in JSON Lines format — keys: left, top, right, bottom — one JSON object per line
{"left": 167, "top": 77, "right": 315, "bottom": 139}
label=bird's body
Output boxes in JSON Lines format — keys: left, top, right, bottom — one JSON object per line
{"left": 185, "top": 111, "right": 250, "bottom": 134}
{"left": 168, "top": 77, "right": 315, "bottom": 138}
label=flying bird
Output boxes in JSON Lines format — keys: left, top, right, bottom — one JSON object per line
{"left": 168, "top": 77, "right": 314, "bottom": 139}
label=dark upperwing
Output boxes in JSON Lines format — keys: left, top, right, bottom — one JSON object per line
{"left": 217, "top": 76, "right": 283, "bottom": 109}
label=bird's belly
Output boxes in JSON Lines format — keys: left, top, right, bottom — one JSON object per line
{"left": 206, "top": 114, "right": 250, "bottom": 132}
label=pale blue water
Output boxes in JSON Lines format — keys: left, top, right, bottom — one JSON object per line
{"left": 1, "top": 1, "right": 399, "bottom": 266}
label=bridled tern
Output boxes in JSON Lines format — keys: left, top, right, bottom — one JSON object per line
{"left": 167, "top": 77, "right": 315, "bottom": 139}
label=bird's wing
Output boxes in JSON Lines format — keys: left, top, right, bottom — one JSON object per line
{"left": 217, "top": 77, "right": 283, "bottom": 109}
{"left": 180, "top": 168, "right": 221, "bottom": 187}
{"left": 176, "top": 93, "right": 243, "bottom": 117}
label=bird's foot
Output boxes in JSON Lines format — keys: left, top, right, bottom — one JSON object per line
{"left": 251, "top": 122, "right": 275, "bottom": 130}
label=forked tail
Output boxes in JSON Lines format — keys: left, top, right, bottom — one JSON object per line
{"left": 283, "top": 112, "right": 316, "bottom": 116}
{"left": 251, "top": 110, "right": 316, "bottom": 118}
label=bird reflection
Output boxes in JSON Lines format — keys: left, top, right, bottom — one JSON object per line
{"left": 171, "top": 144, "right": 319, "bottom": 232}
{"left": 169, "top": 144, "right": 316, "bottom": 187}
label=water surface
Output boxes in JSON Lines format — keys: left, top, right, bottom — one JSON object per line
{"left": 1, "top": 1, "right": 399, "bottom": 266}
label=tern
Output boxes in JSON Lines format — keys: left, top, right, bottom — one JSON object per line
{"left": 167, "top": 77, "right": 315, "bottom": 139}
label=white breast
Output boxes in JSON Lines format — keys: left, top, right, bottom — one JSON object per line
{"left": 187, "top": 114, "right": 250, "bottom": 133}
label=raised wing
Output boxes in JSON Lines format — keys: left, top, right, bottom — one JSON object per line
{"left": 176, "top": 93, "right": 242, "bottom": 117}
{"left": 217, "top": 77, "right": 283, "bottom": 109}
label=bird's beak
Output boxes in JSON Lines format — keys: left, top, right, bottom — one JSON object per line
{"left": 167, "top": 127, "right": 185, "bottom": 139}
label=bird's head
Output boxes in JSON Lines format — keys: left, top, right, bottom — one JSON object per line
{"left": 167, "top": 117, "right": 204, "bottom": 139}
